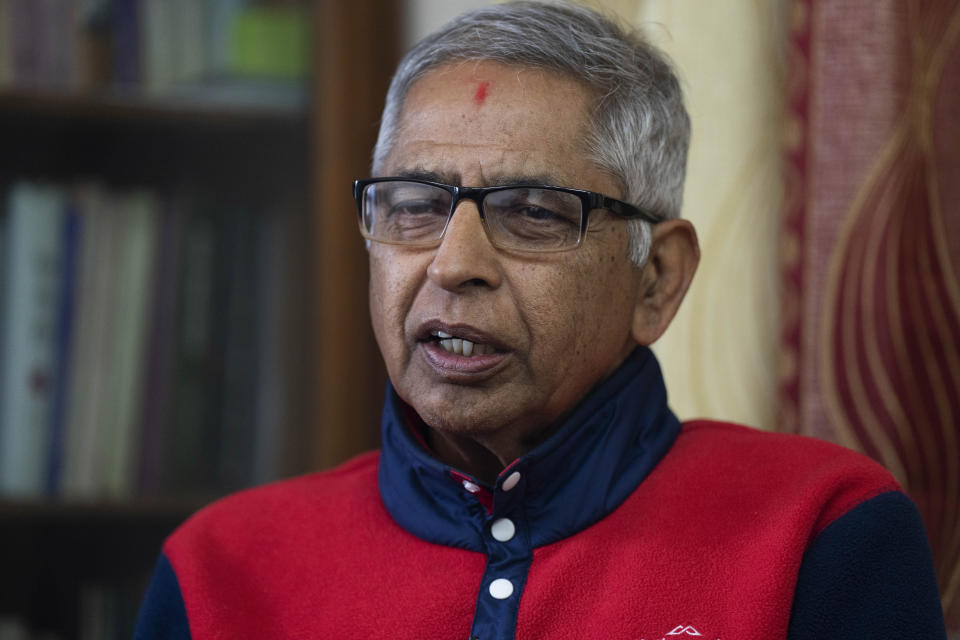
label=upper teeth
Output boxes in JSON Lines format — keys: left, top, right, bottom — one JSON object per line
{"left": 431, "top": 330, "right": 492, "bottom": 356}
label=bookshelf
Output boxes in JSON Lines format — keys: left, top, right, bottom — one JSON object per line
{"left": 0, "top": 0, "right": 399, "bottom": 637}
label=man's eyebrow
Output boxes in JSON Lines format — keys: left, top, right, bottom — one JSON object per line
{"left": 392, "top": 169, "right": 567, "bottom": 188}
{"left": 394, "top": 168, "right": 461, "bottom": 185}
{"left": 484, "top": 173, "right": 564, "bottom": 187}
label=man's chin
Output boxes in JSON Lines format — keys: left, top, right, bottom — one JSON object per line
{"left": 413, "top": 398, "right": 519, "bottom": 437}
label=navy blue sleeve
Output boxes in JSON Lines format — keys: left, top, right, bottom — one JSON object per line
{"left": 787, "top": 490, "right": 946, "bottom": 640}
{"left": 133, "top": 553, "right": 192, "bottom": 640}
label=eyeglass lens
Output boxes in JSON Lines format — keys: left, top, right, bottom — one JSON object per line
{"left": 360, "top": 181, "right": 583, "bottom": 251}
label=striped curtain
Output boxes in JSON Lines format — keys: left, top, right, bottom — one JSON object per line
{"left": 781, "top": 0, "right": 960, "bottom": 629}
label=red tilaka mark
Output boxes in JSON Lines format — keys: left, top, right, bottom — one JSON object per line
{"left": 474, "top": 81, "right": 491, "bottom": 106}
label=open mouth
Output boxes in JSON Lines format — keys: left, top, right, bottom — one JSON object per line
{"left": 428, "top": 329, "right": 497, "bottom": 357}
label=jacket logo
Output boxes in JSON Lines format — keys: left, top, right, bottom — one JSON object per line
{"left": 637, "top": 623, "right": 719, "bottom": 640}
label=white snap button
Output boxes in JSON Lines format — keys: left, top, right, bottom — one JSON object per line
{"left": 488, "top": 578, "right": 514, "bottom": 599}
{"left": 502, "top": 471, "right": 521, "bottom": 491}
{"left": 491, "top": 518, "right": 516, "bottom": 542}
{"left": 462, "top": 480, "right": 480, "bottom": 493}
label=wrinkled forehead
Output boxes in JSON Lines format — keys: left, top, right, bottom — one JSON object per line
{"left": 408, "top": 60, "right": 588, "bottom": 103}
{"left": 383, "top": 61, "right": 598, "bottom": 184}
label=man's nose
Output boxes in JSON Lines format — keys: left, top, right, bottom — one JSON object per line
{"left": 426, "top": 200, "right": 503, "bottom": 292}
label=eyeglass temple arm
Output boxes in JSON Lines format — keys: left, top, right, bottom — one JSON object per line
{"left": 598, "top": 196, "right": 662, "bottom": 225}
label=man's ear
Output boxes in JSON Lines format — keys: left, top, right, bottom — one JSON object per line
{"left": 631, "top": 219, "right": 700, "bottom": 345}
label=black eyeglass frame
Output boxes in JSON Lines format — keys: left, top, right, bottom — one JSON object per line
{"left": 353, "top": 177, "right": 662, "bottom": 252}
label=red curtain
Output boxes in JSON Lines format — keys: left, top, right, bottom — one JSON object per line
{"left": 781, "top": 0, "right": 960, "bottom": 630}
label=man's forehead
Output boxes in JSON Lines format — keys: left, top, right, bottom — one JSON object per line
{"left": 383, "top": 128, "right": 587, "bottom": 188}
{"left": 420, "top": 60, "right": 559, "bottom": 92}
{"left": 378, "top": 59, "right": 617, "bottom": 193}
{"left": 397, "top": 62, "right": 589, "bottom": 133}
{"left": 391, "top": 166, "right": 569, "bottom": 189}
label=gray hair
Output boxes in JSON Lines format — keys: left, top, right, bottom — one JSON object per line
{"left": 372, "top": 0, "right": 690, "bottom": 266}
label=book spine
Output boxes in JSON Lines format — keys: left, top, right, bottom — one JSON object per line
{"left": 34, "top": 0, "right": 55, "bottom": 88}
{"left": 230, "top": 4, "right": 309, "bottom": 80}
{"left": 216, "top": 204, "right": 259, "bottom": 490}
{"left": 111, "top": 0, "right": 141, "bottom": 89}
{"left": 207, "top": 0, "right": 250, "bottom": 78}
{"left": 173, "top": 0, "right": 206, "bottom": 86}
{"left": 102, "top": 189, "right": 157, "bottom": 497}
{"left": 88, "top": 194, "right": 123, "bottom": 496}
{"left": 140, "top": 0, "right": 174, "bottom": 94}
{"left": 75, "top": 0, "right": 112, "bottom": 91}
{"left": 45, "top": 196, "right": 81, "bottom": 495}
{"left": 135, "top": 191, "right": 184, "bottom": 495}
{"left": 0, "top": 0, "right": 11, "bottom": 88}
{"left": 0, "top": 182, "right": 65, "bottom": 497}
{"left": 163, "top": 194, "right": 218, "bottom": 494}
{"left": 45, "top": 0, "right": 73, "bottom": 89}
{"left": 62, "top": 185, "right": 118, "bottom": 498}
{"left": 9, "top": 0, "right": 41, "bottom": 88}
{"left": 252, "top": 206, "right": 286, "bottom": 485}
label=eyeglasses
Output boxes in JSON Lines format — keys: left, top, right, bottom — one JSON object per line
{"left": 353, "top": 177, "right": 661, "bottom": 253}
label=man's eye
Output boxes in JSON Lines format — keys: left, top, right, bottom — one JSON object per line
{"left": 507, "top": 203, "right": 579, "bottom": 226}
{"left": 389, "top": 200, "right": 446, "bottom": 216}
{"left": 515, "top": 205, "right": 561, "bottom": 221}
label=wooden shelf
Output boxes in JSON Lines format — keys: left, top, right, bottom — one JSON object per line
{"left": 0, "top": 497, "right": 204, "bottom": 570}
{"left": 0, "top": 88, "right": 310, "bottom": 193}
{"left": 0, "top": 498, "right": 200, "bottom": 635}
{"left": 0, "top": 85, "right": 308, "bottom": 127}
{"left": 0, "top": 496, "right": 208, "bottom": 521}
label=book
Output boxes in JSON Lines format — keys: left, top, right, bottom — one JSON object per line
{"left": 9, "top": 0, "right": 41, "bottom": 88}
{"left": 135, "top": 190, "right": 186, "bottom": 495}
{"left": 162, "top": 192, "right": 219, "bottom": 495}
{"left": 41, "top": 0, "right": 75, "bottom": 89}
{"left": 230, "top": 4, "right": 309, "bottom": 80}
{"left": 207, "top": 0, "right": 251, "bottom": 77}
{"left": 172, "top": 0, "right": 206, "bottom": 86}
{"left": 1, "top": 0, "right": 310, "bottom": 100}
{"left": 112, "top": 0, "right": 141, "bottom": 89}
{"left": 143, "top": 0, "right": 215, "bottom": 94}
{"left": 58, "top": 186, "right": 162, "bottom": 498}
{"left": 0, "top": 0, "right": 11, "bottom": 88}
{"left": 45, "top": 194, "right": 82, "bottom": 494}
{"left": 0, "top": 184, "right": 6, "bottom": 282}
{"left": 251, "top": 204, "right": 287, "bottom": 485}
{"left": 251, "top": 201, "right": 308, "bottom": 486}
{"left": 101, "top": 189, "right": 158, "bottom": 496}
{"left": 54, "top": 0, "right": 84, "bottom": 91}
{"left": 0, "top": 182, "right": 298, "bottom": 499}
{"left": 216, "top": 202, "right": 260, "bottom": 491}
{"left": 76, "top": 0, "right": 113, "bottom": 91}
{"left": 141, "top": 0, "right": 176, "bottom": 94}
{"left": 62, "top": 184, "right": 121, "bottom": 497}
{"left": 0, "top": 182, "right": 66, "bottom": 497}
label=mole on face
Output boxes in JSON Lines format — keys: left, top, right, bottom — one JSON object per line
{"left": 474, "top": 81, "right": 491, "bottom": 106}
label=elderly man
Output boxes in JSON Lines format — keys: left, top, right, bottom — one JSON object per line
{"left": 134, "top": 3, "right": 946, "bottom": 639}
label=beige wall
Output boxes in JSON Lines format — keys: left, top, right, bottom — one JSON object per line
{"left": 582, "top": 1, "right": 787, "bottom": 429}
{"left": 404, "top": 0, "right": 493, "bottom": 46}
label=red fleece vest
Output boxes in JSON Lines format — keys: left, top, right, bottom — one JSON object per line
{"left": 163, "top": 421, "right": 899, "bottom": 640}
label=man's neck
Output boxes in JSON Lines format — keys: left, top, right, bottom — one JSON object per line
{"left": 416, "top": 345, "right": 641, "bottom": 483}
{"left": 424, "top": 423, "right": 555, "bottom": 485}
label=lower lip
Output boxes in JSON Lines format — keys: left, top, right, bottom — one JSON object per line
{"left": 419, "top": 341, "right": 509, "bottom": 379}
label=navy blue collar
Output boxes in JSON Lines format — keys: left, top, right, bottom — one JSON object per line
{"left": 377, "top": 346, "right": 681, "bottom": 552}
